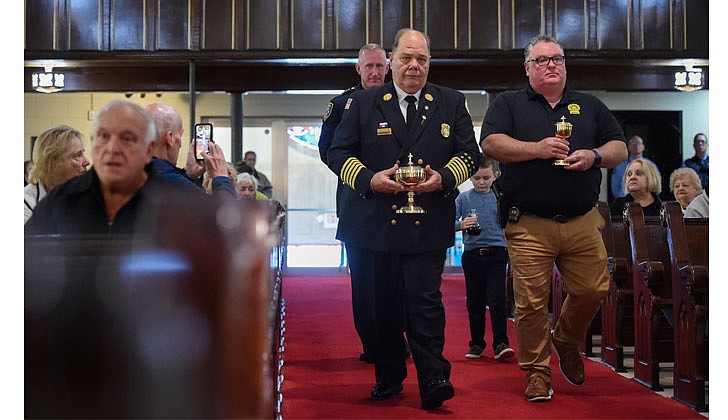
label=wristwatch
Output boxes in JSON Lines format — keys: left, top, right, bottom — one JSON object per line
{"left": 590, "top": 149, "right": 602, "bottom": 168}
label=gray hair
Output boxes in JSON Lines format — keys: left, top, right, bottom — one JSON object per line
{"left": 358, "top": 43, "right": 386, "bottom": 64}
{"left": 392, "top": 28, "right": 431, "bottom": 54}
{"left": 145, "top": 103, "right": 182, "bottom": 142}
{"left": 524, "top": 34, "right": 564, "bottom": 61}
{"left": 92, "top": 99, "right": 156, "bottom": 145}
{"left": 237, "top": 172, "right": 258, "bottom": 189}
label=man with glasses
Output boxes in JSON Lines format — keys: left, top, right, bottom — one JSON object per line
{"left": 480, "top": 35, "right": 627, "bottom": 402}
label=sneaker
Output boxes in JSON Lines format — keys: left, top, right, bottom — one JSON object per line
{"left": 551, "top": 330, "right": 584, "bottom": 386}
{"left": 465, "top": 345, "right": 484, "bottom": 359}
{"left": 494, "top": 343, "right": 515, "bottom": 360}
{"left": 525, "top": 372, "right": 553, "bottom": 402}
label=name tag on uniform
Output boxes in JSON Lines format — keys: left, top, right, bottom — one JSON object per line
{"left": 377, "top": 122, "right": 391, "bottom": 136}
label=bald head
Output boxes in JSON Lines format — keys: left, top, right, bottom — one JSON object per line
{"left": 145, "top": 103, "right": 184, "bottom": 164}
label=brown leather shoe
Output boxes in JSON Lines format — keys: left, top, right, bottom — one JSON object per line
{"left": 551, "top": 330, "right": 584, "bottom": 386}
{"left": 525, "top": 371, "right": 553, "bottom": 402}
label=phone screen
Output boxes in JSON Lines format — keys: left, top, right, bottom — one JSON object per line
{"left": 195, "top": 124, "right": 213, "bottom": 160}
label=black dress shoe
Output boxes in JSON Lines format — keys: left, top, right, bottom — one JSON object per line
{"left": 420, "top": 378, "right": 454, "bottom": 410}
{"left": 359, "top": 352, "right": 374, "bottom": 363}
{"left": 370, "top": 382, "right": 404, "bottom": 400}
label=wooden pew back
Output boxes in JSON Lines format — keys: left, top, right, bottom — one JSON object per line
{"left": 626, "top": 203, "right": 673, "bottom": 300}
{"left": 26, "top": 197, "right": 284, "bottom": 419}
{"left": 662, "top": 201, "right": 708, "bottom": 411}
{"left": 625, "top": 202, "right": 674, "bottom": 390}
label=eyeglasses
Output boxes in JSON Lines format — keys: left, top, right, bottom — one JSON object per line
{"left": 526, "top": 55, "right": 565, "bottom": 67}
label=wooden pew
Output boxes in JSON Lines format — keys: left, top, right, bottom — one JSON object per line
{"left": 625, "top": 202, "right": 674, "bottom": 391}
{"left": 26, "top": 197, "right": 285, "bottom": 419}
{"left": 599, "top": 202, "right": 636, "bottom": 372}
{"left": 662, "top": 201, "right": 708, "bottom": 411}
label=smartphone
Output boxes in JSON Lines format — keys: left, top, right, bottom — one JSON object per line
{"left": 194, "top": 123, "right": 213, "bottom": 161}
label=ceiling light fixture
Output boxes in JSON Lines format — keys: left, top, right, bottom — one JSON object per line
{"left": 31, "top": 65, "right": 65, "bottom": 93}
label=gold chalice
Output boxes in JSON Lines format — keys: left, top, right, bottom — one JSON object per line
{"left": 553, "top": 115, "right": 572, "bottom": 167}
{"left": 395, "top": 153, "right": 427, "bottom": 214}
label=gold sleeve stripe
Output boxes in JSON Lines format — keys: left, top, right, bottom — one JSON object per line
{"left": 445, "top": 157, "right": 470, "bottom": 186}
{"left": 449, "top": 157, "right": 468, "bottom": 179}
{"left": 341, "top": 157, "right": 366, "bottom": 187}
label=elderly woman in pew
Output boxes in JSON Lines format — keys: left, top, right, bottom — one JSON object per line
{"left": 24, "top": 125, "right": 91, "bottom": 223}
{"left": 669, "top": 167, "right": 702, "bottom": 212}
{"left": 610, "top": 158, "right": 663, "bottom": 217}
{"left": 668, "top": 167, "right": 708, "bottom": 218}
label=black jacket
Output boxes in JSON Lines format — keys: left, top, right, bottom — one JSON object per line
{"left": 25, "top": 164, "right": 173, "bottom": 235}
{"left": 327, "top": 81, "right": 480, "bottom": 253}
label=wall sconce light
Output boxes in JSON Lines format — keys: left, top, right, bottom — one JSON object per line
{"left": 31, "top": 66, "right": 65, "bottom": 93}
{"left": 674, "top": 60, "right": 704, "bottom": 92}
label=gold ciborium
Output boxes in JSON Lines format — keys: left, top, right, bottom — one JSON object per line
{"left": 395, "top": 153, "right": 427, "bottom": 214}
{"left": 553, "top": 115, "right": 572, "bottom": 167}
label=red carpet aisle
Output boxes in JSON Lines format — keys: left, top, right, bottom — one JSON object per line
{"left": 280, "top": 276, "right": 704, "bottom": 419}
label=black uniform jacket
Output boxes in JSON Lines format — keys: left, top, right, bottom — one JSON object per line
{"left": 319, "top": 84, "right": 360, "bottom": 165}
{"left": 319, "top": 84, "right": 360, "bottom": 217}
{"left": 327, "top": 81, "right": 480, "bottom": 254}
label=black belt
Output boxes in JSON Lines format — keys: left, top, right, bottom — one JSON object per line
{"left": 518, "top": 209, "right": 582, "bottom": 224}
{"left": 466, "top": 246, "right": 507, "bottom": 255}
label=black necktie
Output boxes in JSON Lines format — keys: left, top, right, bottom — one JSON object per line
{"left": 405, "top": 95, "right": 417, "bottom": 131}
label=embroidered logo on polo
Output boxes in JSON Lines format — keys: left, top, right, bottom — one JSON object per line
{"left": 568, "top": 104, "right": 580, "bottom": 115}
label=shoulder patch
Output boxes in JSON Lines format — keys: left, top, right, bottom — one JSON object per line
{"left": 323, "top": 102, "right": 333, "bottom": 122}
{"left": 345, "top": 97, "right": 353, "bottom": 110}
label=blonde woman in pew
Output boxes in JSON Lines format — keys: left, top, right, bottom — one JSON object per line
{"left": 610, "top": 158, "right": 662, "bottom": 217}
{"left": 24, "top": 125, "right": 91, "bottom": 223}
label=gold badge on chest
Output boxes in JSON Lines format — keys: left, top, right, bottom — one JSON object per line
{"left": 441, "top": 123, "right": 451, "bottom": 138}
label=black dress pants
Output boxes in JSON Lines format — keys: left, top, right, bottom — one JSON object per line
{"left": 347, "top": 245, "right": 451, "bottom": 396}
{"left": 461, "top": 248, "right": 509, "bottom": 350}
{"left": 346, "top": 243, "right": 376, "bottom": 357}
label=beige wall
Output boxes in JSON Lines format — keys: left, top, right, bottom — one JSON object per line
{"left": 25, "top": 89, "right": 709, "bottom": 167}
{"left": 24, "top": 92, "right": 230, "bottom": 167}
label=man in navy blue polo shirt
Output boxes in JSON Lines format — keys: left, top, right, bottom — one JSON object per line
{"left": 480, "top": 34, "right": 627, "bottom": 402}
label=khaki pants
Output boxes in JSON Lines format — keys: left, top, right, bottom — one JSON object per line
{"left": 504, "top": 207, "right": 609, "bottom": 375}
